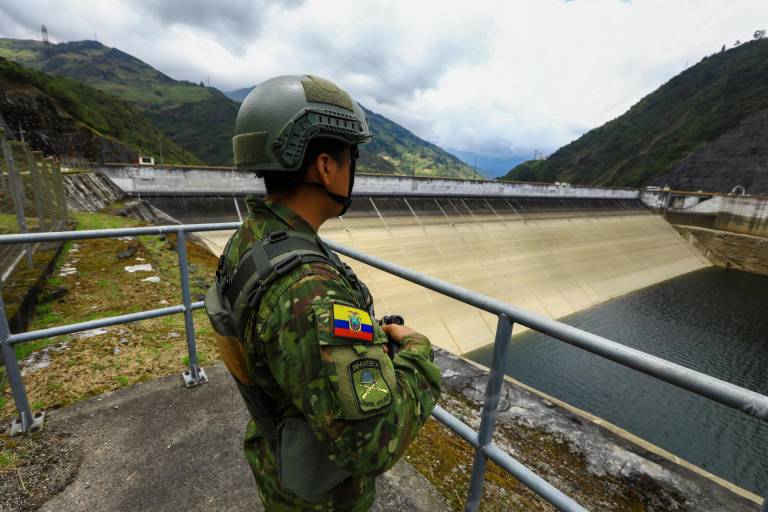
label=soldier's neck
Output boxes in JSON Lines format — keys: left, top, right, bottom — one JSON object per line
{"left": 267, "top": 191, "right": 333, "bottom": 232}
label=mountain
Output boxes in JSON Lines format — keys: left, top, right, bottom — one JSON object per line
{"left": 0, "top": 38, "right": 238, "bottom": 165}
{"left": 2, "top": 37, "right": 479, "bottom": 177}
{"left": 502, "top": 39, "right": 768, "bottom": 193}
{"left": 0, "top": 56, "right": 198, "bottom": 164}
{"left": 225, "top": 87, "right": 251, "bottom": 103}
{"left": 445, "top": 148, "right": 527, "bottom": 178}
{"left": 226, "top": 86, "right": 482, "bottom": 178}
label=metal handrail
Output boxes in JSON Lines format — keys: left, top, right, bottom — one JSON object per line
{"left": 0, "top": 224, "right": 765, "bottom": 512}
{"left": 322, "top": 239, "right": 768, "bottom": 423}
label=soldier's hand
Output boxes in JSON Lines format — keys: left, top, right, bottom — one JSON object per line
{"left": 381, "top": 323, "right": 417, "bottom": 345}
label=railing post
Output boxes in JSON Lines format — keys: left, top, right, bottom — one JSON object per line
{"left": 0, "top": 285, "right": 44, "bottom": 435}
{"left": 49, "top": 158, "right": 68, "bottom": 222}
{"left": 0, "top": 132, "right": 32, "bottom": 267}
{"left": 176, "top": 229, "right": 207, "bottom": 387}
{"left": 24, "top": 147, "right": 47, "bottom": 232}
{"left": 464, "top": 313, "right": 514, "bottom": 512}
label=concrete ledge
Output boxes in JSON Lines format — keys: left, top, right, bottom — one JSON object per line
{"left": 35, "top": 364, "right": 446, "bottom": 512}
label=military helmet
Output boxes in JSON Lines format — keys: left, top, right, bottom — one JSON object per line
{"left": 233, "top": 75, "right": 372, "bottom": 174}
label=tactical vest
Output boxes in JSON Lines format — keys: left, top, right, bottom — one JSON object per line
{"left": 204, "top": 228, "right": 372, "bottom": 502}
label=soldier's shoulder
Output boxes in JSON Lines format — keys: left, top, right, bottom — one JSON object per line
{"left": 265, "top": 260, "right": 350, "bottom": 305}
{"left": 252, "top": 261, "right": 356, "bottom": 342}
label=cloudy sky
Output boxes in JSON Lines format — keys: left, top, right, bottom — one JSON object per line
{"left": 1, "top": 0, "right": 767, "bottom": 165}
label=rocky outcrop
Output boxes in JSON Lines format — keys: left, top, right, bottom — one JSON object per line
{"left": 0, "top": 80, "right": 135, "bottom": 162}
{"left": 674, "top": 225, "right": 768, "bottom": 276}
{"left": 653, "top": 108, "right": 768, "bottom": 194}
{"left": 63, "top": 171, "right": 175, "bottom": 226}
{"left": 63, "top": 172, "right": 125, "bottom": 211}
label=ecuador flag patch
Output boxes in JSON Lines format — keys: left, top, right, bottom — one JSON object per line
{"left": 332, "top": 304, "right": 374, "bottom": 342}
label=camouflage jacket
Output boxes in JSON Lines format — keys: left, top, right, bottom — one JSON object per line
{"left": 223, "top": 197, "right": 442, "bottom": 511}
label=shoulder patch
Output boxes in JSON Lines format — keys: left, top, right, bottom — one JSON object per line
{"left": 332, "top": 304, "right": 374, "bottom": 342}
{"left": 350, "top": 358, "right": 392, "bottom": 412}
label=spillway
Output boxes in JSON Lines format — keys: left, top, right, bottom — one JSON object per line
{"left": 193, "top": 196, "right": 709, "bottom": 354}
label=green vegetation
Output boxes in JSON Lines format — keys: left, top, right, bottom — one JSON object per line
{"left": 0, "top": 56, "right": 199, "bottom": 165}
{"left": 503, "top": 39, "right": 768, "bottom": 187}
{"left": 0, "top": 38, "right": 237, "bottom": 165}
{"left": 362, "top": 107, "right": 483, "bottom": 178}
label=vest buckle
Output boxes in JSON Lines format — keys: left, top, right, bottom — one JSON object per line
{"left": 247, "top": 285, "right": 267, "bottom": 308}
{"left": 268, "top": 230, "right": 289, "bottom": 243}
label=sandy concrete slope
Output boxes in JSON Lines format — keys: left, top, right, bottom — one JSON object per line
{"left": 197, "top": 211, "right": 709, "bottom": 354}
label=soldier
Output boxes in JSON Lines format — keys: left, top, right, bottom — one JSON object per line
{"left": 205, "top": 75, "right": 442, "bottom": 511}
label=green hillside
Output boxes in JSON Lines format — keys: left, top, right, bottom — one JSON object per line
{"left": 502, "top": 39, "right": 768, "bottom": 187}
{"left": 0, "top": 39, "right": 238, "bottom": 165}
{"left": 225, "top": 87, "right": 481, "bottom": 178}
{"left": 0, "top": 56, "right": 198, "bottom": 164}
{"left": 361, "top": 107, "right": 481, "bottom": 178}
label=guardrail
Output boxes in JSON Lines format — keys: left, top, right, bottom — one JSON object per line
{"left": 0, "top": 224, "right": 766, "bottom": 512}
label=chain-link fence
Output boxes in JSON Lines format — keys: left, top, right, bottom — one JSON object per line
{"left": 0, "top": 126, "right": 69, "bottom": 283}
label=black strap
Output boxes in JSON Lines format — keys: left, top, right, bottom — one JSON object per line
{"left": 235, "top": 379, "right": 278, "bottom": 443}
{"left": 222, "top": 230, "right": 333, "bottom": 310}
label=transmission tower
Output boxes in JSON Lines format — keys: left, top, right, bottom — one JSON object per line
{"left": 41, "top": 25, "right": 50, "bottom": 54}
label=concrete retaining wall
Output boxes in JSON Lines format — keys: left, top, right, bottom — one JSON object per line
{"left": 97, "top": 165, "right": 640, "bottom": 199}
{"left": 651, "top": 192, "right": 768, "bottom": 238}
{"left": 714, "top": 196, "right": 768, "bottom": 237}
{"left": 675, "top": 225, "right": 768, "bottom": 277}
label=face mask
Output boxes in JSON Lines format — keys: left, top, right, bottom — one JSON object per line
{"left": 304, "top": 145, "right": 358, "bottom": 216}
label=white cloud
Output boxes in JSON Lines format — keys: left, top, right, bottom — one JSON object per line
{"left": 1, "top": 0, "right": 767, "bottom": 159}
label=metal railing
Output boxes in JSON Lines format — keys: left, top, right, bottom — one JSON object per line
{"left": 0, "top": 223, "right": 766, "bottom": 512}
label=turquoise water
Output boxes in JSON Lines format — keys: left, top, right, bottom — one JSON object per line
{"left": 466, "top": 267, "right": 768, "bottom": 496}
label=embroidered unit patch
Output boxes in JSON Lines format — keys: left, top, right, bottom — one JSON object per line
{"left": 349, "top": 358, "right": 391, "bottom": 412}
{"left": 332, "top": 304, "right": 374, "bottom": 341}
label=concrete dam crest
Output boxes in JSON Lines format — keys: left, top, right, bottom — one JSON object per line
{"left": 194, "top": 195, "right": 709, "bottom": 354}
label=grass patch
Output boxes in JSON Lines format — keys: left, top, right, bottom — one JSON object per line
{"left": 72, "top": 211, "right": 138, "bottom": 231}
{"left": 0, "top": 210, "right": 221, "bottom": 420}
{"left": 0, "top": 451, "right": 14, "bottom": 468}
{"left": 181, "top": 350, "right": 208, "bottom": 367}
{"left": 14, "top": 337, "right": 57, "bottom": 362}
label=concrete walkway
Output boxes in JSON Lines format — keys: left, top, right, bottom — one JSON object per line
{"left": 39, "top": 363, "right": 447, "bottom": 511}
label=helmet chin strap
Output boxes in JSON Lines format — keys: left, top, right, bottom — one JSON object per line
{"left": 302, "top": 146, "right": 357, "bottom": 217}
{"left": 301, "top": 182, "right": 352, "bottom": 216}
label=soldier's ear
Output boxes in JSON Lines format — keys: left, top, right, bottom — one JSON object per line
{"left": 315, "top": 153, "right": 334, "bottom": 187}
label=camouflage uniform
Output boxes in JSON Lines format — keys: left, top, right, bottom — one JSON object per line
{"left": 224, "top": 196, "right": 442, "bottom": 511}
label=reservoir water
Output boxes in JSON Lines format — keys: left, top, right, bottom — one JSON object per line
{"left": 467, "top": 267, "right": 768, "bottom": 497}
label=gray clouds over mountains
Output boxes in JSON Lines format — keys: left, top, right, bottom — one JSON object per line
{"left": 1, "top": 0, "right": 767, "bottom": 161}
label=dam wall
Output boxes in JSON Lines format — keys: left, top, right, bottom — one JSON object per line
{"left": 192, "top": 196, "right": 710, "bottom": 354}
{"left": 89, "top": 170, "right": 707, "bottom": 354}
{"left": 97, "top": 164, "right": 640, "bottom": 199}
{"left": 88, "top": 169, "right": 708, "bottom": 355}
